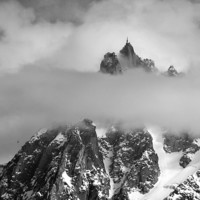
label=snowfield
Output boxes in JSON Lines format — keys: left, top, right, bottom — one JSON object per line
{"left": 129, "top": 127, "right": 200, "bottom": 200}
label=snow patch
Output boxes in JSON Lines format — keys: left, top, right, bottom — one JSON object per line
{"left": 96, "top": 128, "right": 107, "bottom": 138}
{"left": 29, "top": 128, "right": 47, "bottom": 143}
{"left": 62, "top": 171, "right": 73, "bottom": 187}
{"left": 128, "top": 126, "right": 200, "bottom": 200}
{"left": 194, "top": 138, "right": 200, "bottom": 146}
{"left": 54, "top": 132, "right": 65, "bottom": 142}
{"left": 37, "top": 128, "right": 47, "bottom": 136}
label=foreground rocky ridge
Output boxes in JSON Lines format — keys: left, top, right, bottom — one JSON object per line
{"left": 1, "top": 121, "right": 200, "bottom": 200}
{"left": 0, "top": 120, "right": 110, "bottom": 200}
{"left": 0, "top": 120, "right": 160, "bottom": 200}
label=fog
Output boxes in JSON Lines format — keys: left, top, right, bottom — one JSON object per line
{"left": 0, "top": 0, "right": 200, "bottom": 73}
{"left": 0, "top": 67, "right": 200, "bottom": 162}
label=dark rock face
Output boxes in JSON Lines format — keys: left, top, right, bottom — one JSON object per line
{"left": 167, "top": 65, "right": 178, "bottom": 77}
{"left": 163, "top": 133, "right": 192, "bottom": 153}
{"left": 0, "top": 165, "right": 4, "bottom": 177}
{"left": 99, "top": 127, "right": 160, "bottom": 198}
{"left": 0, "top": 121, "right": 160, "bottom": 200}
{"left": 163, "top": 133, "right": 200, "bottom": 168}
{"left": 100, "top": 52, "right": 122, "bottom": 75}
{"left": 0, "top": 119, "right": 110, "bottom": 200}
{"left": 120, "top": 41, "right": 136, "bottom": 62}
{"left": 164, "top": 170, "right": 200, "bottom": 200}
{"left": 119, "top": 41, "right": 156, "bottom": 72}
{"left": 111, "top": 188, "right": 129, "bottom": 200}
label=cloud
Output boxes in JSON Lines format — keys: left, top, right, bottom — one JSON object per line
{"left": 0, "top": 0, "right": 200, "bottom": 72}
{"left": 0, "top": 66, "right": 200, "bottom": 162}
{"left": 17, "top": 0, "right": 100, "bottom": 24}
{"left": 0, "top": 1, "right": 73, "bottom": 72}
{"left": 187, "top": 0, "right": 200, "bottom": 4}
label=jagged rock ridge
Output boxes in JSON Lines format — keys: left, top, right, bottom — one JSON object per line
{"left": 0, "top": 119, "right": 110, "bottom": 200}
{"left": 100, "top": 53, "right": 122, "bottom": 75}
{"left": 100, "top": 39, "right": 156, "bottom": 75}
{"left": 167, "top": 65, "right": 179, "bottom": 77}
{"left": 119, "top": 40, "right": 156, "bottom": 72}
{"left": 99, "top": 126, "right": 160, "bottom": 199}
{"left": 0, "top": 120, "right": 160, "bottom": 200}
{"left": 99, "top": 39, "right": 182, "bottom": 77}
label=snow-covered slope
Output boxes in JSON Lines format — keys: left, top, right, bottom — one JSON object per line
{"left": 165, "top": 169, "right": 200, "bottom": 199}
{"left": 98, "top": 126, "right": 200, "bottom": 200}
{"left": 136, "top": 127, "right": 200, "bottom": 200}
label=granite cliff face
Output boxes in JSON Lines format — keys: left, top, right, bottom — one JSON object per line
{"left": 99, "top": 40, "right": 183, "bottom": 77}
{"left": 0, "top": 165, "right": 4, "bottom": 177}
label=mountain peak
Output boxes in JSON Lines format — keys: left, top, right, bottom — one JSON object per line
{"left": 100, "top": 52, "right": 122, "bottom": 75}
{"left": 120, "top": 39, "right": 135, "bottom": 58}
{"left": 167, "top": 65, "right": 178, "bottom": 76}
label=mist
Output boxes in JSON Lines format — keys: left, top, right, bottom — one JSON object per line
{"left": 0, "top": 66, "right": 200, "bottom": 162}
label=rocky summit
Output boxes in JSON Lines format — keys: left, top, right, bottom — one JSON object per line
{"left": 0, "top": 119, "right": 110, "bottom": 200}
{"left": 100, "top": 53, "right": 122, "bottom": 75}
{"left": 99, "top": 40, "right": 183, "bottom": 76}
{"left": 100, "top": 39, "right": 156, "bottom": 74}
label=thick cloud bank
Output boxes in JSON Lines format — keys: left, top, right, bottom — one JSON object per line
{"left": 0, "top": 67, "right": 200, "bottom": 162}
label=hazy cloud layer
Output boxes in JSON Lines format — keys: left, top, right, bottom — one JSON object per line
{"left": 1, "top": 67, "right": 200, "bottom": 162}
{"left": 17, "top": 0, "right": 100, "bottom": 24}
